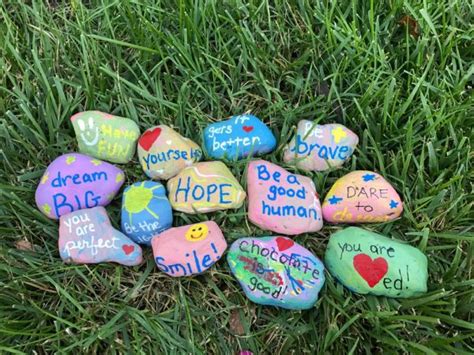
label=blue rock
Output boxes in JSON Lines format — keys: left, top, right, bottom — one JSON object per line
{"left": 121, "top": 181, "right": 173, "bottom": 245}
{"left": 203, "top": 114, "right": 277, "bottom": 160}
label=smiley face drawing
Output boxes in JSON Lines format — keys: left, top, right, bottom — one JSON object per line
{"left": 77, "top": 116, "right": 100, "bottom": 146}
{"left": 185, "top": 223, "right": 209, "bottom": 242}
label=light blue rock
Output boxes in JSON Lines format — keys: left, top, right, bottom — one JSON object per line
{"left": 121, "top": 181, "right": 173, "bottom": 245}
{"left": 203, "top": 114, "right": 277, "bottom": 160}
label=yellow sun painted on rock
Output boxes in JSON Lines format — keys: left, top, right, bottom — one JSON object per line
{"left": 185, "top": 223, "right": 209, "bottom": 242}
{"left": 123, "top": 182, "right": 164, "bottom": 223}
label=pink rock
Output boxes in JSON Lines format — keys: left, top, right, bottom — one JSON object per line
{"left": 151, "top": 221, "right": 227, "bottom": 277}
{"left": 322, "top": 170, "right": 403, "bottom": 223}
{"left": 283, "top": 121, "right": 358, "bottom": 171}
{"left": 58, "top": 206, "right": 142, "bottom": 266}
{"left": 247, "top": 160, "right": 323, "bottom": 235}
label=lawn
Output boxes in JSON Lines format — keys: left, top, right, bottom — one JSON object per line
{"left": 0, "top": 0, "right": 473, "bottom": 353}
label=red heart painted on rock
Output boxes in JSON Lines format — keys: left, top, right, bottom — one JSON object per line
{"left": 276, "top": 237, "right": 294, "bottom": 252}
{"left": 242, "top": 126, "right": 254, "bottom": 133}
{"left": 122, "top": 245, "right": 135, "bottom": 255}
{"left": 139, "top": 127, "right": 161, "bottom": 151}
{"left": 353, "top": 253, "right": 388, "bottom": 287}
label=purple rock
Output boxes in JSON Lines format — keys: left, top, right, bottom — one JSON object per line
{"left": 59, "top": 206, "right": 142, "bottom": 266}
{"left": 35, "top": 153, "right": 124, "bottom": 219}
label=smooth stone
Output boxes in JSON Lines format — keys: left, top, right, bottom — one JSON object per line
{"left": 203, "top": 114, "right": 277, "bottom": 160}
{"left": 167, "top": 161, "right": 246, "bottom": 213}
{"left": 121, "top": 181, "right": 173, "bottom": 245}
{"left": 137, "top": 125, "right": 202, "bottom": 180}
{"left": 151, "top": 221, "right": 227, "bottom": 277}
{"left": 325, "top": 227, "right": 428, "bottom": 297}
{"left": 322, "top": 170, "right": 403, "bottom": 223}
{"left": 227, "top": 236, "right": 325, "bottom": 310}
{"left": 35, "top": 153, "right": 124, "bottom": 219}
{"left": 247, "top": 160, "right": 323, "bottom": 235}
{"left": 283, "top": 121, "right": 358, "bottom": 171}
{"left": 58, "top": 206, "right": 143, "bottom": 266}
{"left": 71, "top": 111, "right": 140, "bottom": 164}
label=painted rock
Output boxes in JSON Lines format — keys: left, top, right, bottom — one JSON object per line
{"left": 247, "top": 160, "right": 323, "bottom": 235}
{"left": 35, "top": 153, "right": 125, "bottom": 219}
{"left": 152, "top": 221, "right": 227, "bottom": 276}
{"left": 322, "top": 171, "right": 403, "bottom": 223}
{"left": 167, "top": 161, "right": 246, "bottom": 213}
{"left": 121, "top": 181, "right": 173, "bottom": 245}
{"left": 283, "top": 121, "right": 358, "bottom": 171}
{"left": 325, "top": 227, "right": 428, "bottom": 297}
{"left": 71, "top": 111, "right": 140, "bottom": 164}
{"left": 137, "top": 125, "right": 202, "bottom": 180}
{"left": 227, "top": 237, "right": 325, "bottom": 310}
{"left": 59, "top": 206, "right": 142, "bottom": 266}
{"left": 203, "top": 114, "right": 277, "bottom": 160}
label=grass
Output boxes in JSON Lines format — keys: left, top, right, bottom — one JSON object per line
{"left": 0, "top": 0, "right": 473, "bottom": 353}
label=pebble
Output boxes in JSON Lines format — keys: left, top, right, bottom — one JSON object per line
{"left": 322, "top": 170, "right": 403, "bottom": 223}
{"left": 325, "top": 227, "right": 428, "bottom": 297}
{"left": 58, "top": 206, "right": 143, "bottom": 266}
{"left": 137, "top": 125, "right": 202, "bottom": 180}
{"left": 247, "top": 160, "right": 323, "bottom": 235}
{"left": 227, "top": 236, "right": 325, "bottom": 310}
{"left": 151, "top": 221, "right": 227, "bottom": 276}
{"left": 121, "top": 181, "right": 173, "bottom": 245}
{"left": 203, "top": 114, "right": 276, "bottom": 160}
{"left": 167, "top": 161, "right": 246, "bottom": 213}
{"left": 71, "top": 111, "right": 140, "bottom": 164}
{"left": 283, "top": 121, "right": 358, "bottom": 171}
{"left": 35, "top": 153, "right": 124, "bottom": 219}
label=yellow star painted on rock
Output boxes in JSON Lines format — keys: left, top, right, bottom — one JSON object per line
{"left": 91, "top": 159, "right": 102, "bottom": 166}
{"left": 115, "top": 173, "right": 124, "bottom": 183}
{"left": 331, "top": 126, "right": 347, "bottom": 144}
{"left": 42, "top": 203, "right": 52, "bottom": 215}
{"left": 41, "top": 173, "right": 49, "bottom": 184}
{"left": 66, "top": 156, "right": 76, "bottom": 165}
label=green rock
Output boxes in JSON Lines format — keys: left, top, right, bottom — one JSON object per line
{"left": 71, "top": 111, "right": 140, "bottom": 164}
{"left": 325, "top": 227, "right": 428, "bottom": 298}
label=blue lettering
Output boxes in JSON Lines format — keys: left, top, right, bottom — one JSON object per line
{"left": 175, "top": 177, "right": 191, "bottom": 202}
{"left": 338, "top": 146, "right": 350, "bottom": 160}
{"left": 202, "top": 254, "right": 213, "bottom": 268}
{"left": 318, "top": 145, "right": 328, "bottom": 159}
{"left": 257, "top": 164, "right": 270, "bottom": 181}
{"left": 168, "top": 263, "right": 187, "bottom": 275}
{"left": 192, "top": 184, "right": 205, "bottom": 200}
{"left": 290, "top": 134, "right": 309, "bottom": 154}
{"left": 287, "top": 174, "right": 300, "bottom": 185}
{"left": 207, "top": 184, "right": 218, "bottom": 202}
{"left": 155, "top": 257, "right": 169, "bottom": 272}
{"left": 267, "top": 185, "right": 277, "bottom": 201}
{"left": 52, "top": 193, "right": 73, "bottom": 217}
{"left": 261, "top": 201, "right": 318, "bottom": 220}
{"left": 219, "top": 184, "right": 231, "bottom": 204}
{"left": 85, "top": 190, "right": 100, "bottom": 208}
{"left": 72, "top": 174, "right": 81, "bottom": 185}
{"left": 193, "top": 250, "right": 202, "bottom": 273}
